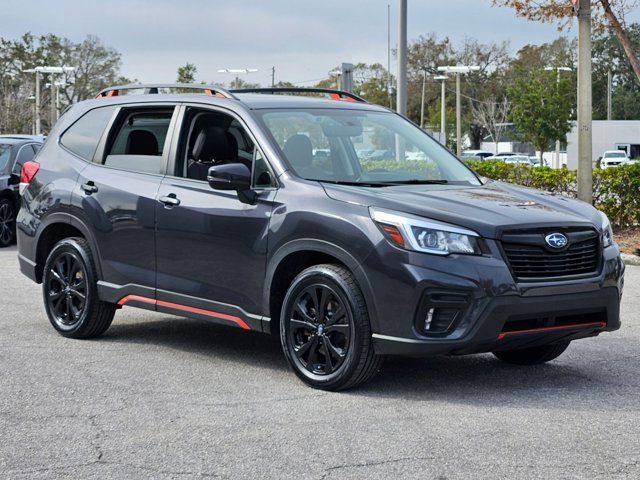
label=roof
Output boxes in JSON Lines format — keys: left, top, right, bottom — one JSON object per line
{"left": 0, "top": 136, "right": 43, "bottom": 145}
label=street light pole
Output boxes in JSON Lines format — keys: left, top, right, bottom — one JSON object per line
{"left": 35, "top": 70, "right": 41, "bottom": 135}
{"left": 396, "top": 0, "right": 407, "bottom": 116}
{"left": 217, "top": 68, "right": 258, "bottom": 89}
{"left": 420, "top": 69, "right": 427, "bottom": 128}
{"left": 434, "top": 75, "right": 448, "bottom": 146}
{"left": 545, "top": 66, "right": 572, "bottom": 169}
{"left": 577, "top": 0, "right": 593, "bottom": 203}
{"left": 438, "top": 66, "right": 480, "bottom": 157}
{"left": 607, "top": 69, "right": 612, "bottom": 120}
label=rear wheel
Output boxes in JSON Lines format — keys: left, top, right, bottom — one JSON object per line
{"left": 493, "top": 341, "right": 570, "bottom": 365}
{"left": 0, "top": 198, "right": 16, "bottom": 248}
{"left": 42, "top": 237, "right": 115, "bottom": 339}
{"left": 280, "top": 264, "right": 384, "bottom": 391}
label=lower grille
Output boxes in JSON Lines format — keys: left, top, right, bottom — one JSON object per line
{"left": 502, "top": 228, "right": 600, "bottom": 280}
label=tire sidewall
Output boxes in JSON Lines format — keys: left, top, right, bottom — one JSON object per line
{"left": 42, "top": 238, "right": 98, "bottom": 335}
{"left": 280, "top": 266, "right": 367, "bottom": 389}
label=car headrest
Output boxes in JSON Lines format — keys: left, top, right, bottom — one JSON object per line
{"left": 192, "top": 126, "right": 238, "bottom": 163}
{"left": 283, "top": 134, "right": 313, "bottom": 168}
{"left": 126, "top": 130, "right": 158, "bottom": 156}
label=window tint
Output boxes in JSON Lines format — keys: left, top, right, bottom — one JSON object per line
{"left": 103, "top": 108, "right": 174, "bottom": 174}
{"left": 12, "top": 144, "right": 36, "bottom": 174}
{"left": 61, "top": 106, "right": 116, "bottom": 161}
{"left": 253, "top": 149, "right": 275, "bottom": 188}
{"left": 0, "top": 144, "right": 11, "bottom": 171}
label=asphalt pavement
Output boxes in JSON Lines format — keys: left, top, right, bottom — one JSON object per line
{"left": 1, "top": 245, "right": 638, "bottom": 479}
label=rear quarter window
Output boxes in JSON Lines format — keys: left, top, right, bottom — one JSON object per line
{"left": 60, "top": 106, "right": 116, "bottom": 161}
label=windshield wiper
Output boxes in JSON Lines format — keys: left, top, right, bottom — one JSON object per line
{"left": 384, "top": 179, "right": 449, "bottom": 185}
{"left": 314, "top": 179, "right": 449, "bottom": 187}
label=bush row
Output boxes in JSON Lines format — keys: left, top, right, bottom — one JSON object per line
{"left": 466, "top": 160, "right": 640, "bottom": 228}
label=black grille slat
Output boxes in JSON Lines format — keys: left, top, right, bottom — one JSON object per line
{"left": 502, "top": 229, "right": 600, "bottom": 281}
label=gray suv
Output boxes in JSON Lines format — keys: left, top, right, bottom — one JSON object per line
{"left": 16, "top": 84, "right": 624, "bottom": 390}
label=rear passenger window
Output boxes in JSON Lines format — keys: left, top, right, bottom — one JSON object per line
{"left": 60, "top": 106, "right": 116, "bottom": 161}
{"left": 102, "top": 108, "right": 174, "bottom": 174}
{"left": 12, "top": 144, "right": 37, "bottom": 175}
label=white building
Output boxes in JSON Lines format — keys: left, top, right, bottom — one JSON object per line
{"left": 566, "top": 120, "right": 640, "bottom": 169}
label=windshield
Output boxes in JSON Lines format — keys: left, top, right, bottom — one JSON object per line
{"left": 0, "top": 144, "right": 11, "bottom": 171}
{"left": 259, "top": 109, "right": 480, "bottom": 185}
{"left": 605, "top": 152, "right": 626, "bottom": 158}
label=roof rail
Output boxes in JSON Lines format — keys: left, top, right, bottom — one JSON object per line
{"left": 230, "top": 87, "right": 367, "bottom": 103}
{"left": 95, "top": 83, "right": 238, "bottom": 100}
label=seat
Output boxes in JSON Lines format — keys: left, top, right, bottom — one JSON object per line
{"left": 187, "top": 126, "right": 240, "bottom": 181}
{"left": 126, "top": 130, "right": 158, "bottom": 156}
{"left": 283, "top": 134, "right": 324, "bottom": 179}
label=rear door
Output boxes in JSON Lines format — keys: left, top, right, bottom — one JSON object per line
{"left": 73, "top": 103, "right": 179, "bottom": 299}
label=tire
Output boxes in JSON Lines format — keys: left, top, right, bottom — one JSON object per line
{"left": 0, "top": 197, "right": 16, "bottom": 248}
{"left": 280, "top": 264, "right": 384, "bottom": 391}
{"left": 42, "top": 237, "right": 115, "bottom": 339}
{"left": 493, "top": 341, "right": 570, "bottom": 366}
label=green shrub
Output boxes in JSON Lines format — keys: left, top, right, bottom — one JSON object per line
{"left": 466, "top": 160, "right": 640, "bottom": 228}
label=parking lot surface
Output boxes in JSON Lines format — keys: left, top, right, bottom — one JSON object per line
{"left": 1, "top": 245, "right": 639, "bottom": 479}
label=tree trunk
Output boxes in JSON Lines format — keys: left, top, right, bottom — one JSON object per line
{"left": 600, "top": 0, "right": 640, "bottom": 84}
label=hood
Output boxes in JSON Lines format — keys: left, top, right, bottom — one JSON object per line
{"left": 322, "top": 181, "right": 602, "bottom": 239}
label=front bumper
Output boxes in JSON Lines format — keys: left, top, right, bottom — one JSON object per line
{"left": 363, "top": 240, "right": 624, "bottom": 357}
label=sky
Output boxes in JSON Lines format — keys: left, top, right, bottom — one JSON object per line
{"left": 3, "top": 0, "right": 638, "bottom": 86}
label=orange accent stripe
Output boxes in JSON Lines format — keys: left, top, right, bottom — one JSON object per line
{"left": 497, "top": 321, "right": 606, "bottom": 341}
{"left": 117, "top": 295, "right": 250, "bottom": 330}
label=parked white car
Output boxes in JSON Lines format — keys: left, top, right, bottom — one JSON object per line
{"left": 461, "top": 150, "right": 494, "bottom": 159}
{"left": 600, "top": 150, "right": 637, "bottom": 169}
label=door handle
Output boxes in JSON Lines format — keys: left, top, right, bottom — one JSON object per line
{"left": 158, "top": 194, "right": 180, "bottom": 207}
{"left": 81, "top": 181, "right": 98, "bottom": 194}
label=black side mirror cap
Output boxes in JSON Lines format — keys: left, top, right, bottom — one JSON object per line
{"left": 207, "top": 163, "right": 255, "bottom": 203}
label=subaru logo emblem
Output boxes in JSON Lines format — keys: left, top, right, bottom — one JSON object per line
{"left": 545, "top": 233, "right": 568, "bottom": 249}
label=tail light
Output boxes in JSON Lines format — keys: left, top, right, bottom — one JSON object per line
{"left": 19, "top": 161, "right": 40, "bottom": 195}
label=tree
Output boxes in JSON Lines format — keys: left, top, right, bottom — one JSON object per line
{"left": 177, "top": 62, "right": 197, "bottom": 83}
{"left": 0, "top": 33, "right": 129, "bottom": 133}
{"left": 508, "top": 69, "right": 574, "bottom": 159}
{"left": 592, "top": 23, "right": 640, "bottom": 119}
{"left": 472, "top": 97, "right": 510, "bottom": 152}
{"left": 493, "top": 0, "right": 640, "bottom": 83}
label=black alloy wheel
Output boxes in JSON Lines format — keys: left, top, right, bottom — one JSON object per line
{"left": 280, "top": 264, "right": 384, "bottom": 391}
{"left": 0, "top": 198, "right": 16, "bottom": 247}
{"left": 289, "top": 283, "right": 351, "bottom": 375}
{"left": 42, "top": 238, "right": 116, "bottom": 338}
{"left": 46, "top": 250, "right": 87, "bottom": 328}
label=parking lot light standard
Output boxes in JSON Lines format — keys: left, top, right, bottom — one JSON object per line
{"left": 22, "top": 66, "right": 75, "bottom": 135}
{"left": 434, "top": 75, "right": 448, "bottom": 146}
{"left": 545, "top": 66, "right": 573, "bottom": 169}
{"left": 437, "top": 66, "right": 480, "bottom": 157}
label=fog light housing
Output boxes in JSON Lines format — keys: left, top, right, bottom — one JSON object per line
{"left": 416, "top": 290, "right": 471, "bottom": 335}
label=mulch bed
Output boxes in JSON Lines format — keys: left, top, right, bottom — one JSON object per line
{"left": 614, "top": 227, "right": 640, "bottom": 256}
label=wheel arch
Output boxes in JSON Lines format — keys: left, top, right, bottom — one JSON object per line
{"left": 264, "top": 239, "right": 378, "bottom": 336}
{"left": 34, "top": 213, "right": 103, "bottom": 283}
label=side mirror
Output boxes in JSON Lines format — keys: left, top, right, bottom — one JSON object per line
{"left": 207, "top": 163, "right": 255, "bottom": 203}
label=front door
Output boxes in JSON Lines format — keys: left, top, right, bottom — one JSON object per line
{"left": 154, "top": 105, "right": 278, "bottom": 331}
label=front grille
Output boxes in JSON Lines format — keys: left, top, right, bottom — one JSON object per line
{"left": 501, "top": 228, "right": 600, "bottom": 280}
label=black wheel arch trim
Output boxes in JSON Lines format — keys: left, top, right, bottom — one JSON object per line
{"left": 32, "top": 212, "right": 104, "bottom": 283}
{"left": 264, "top": 238, "right": 379, "bottom": 332}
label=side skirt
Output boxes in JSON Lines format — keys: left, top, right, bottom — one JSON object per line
{"left": 98, "top": 281, "right": 267, "bottom": 332}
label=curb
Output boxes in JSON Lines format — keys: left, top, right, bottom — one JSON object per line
{"left": 622, "top": 253, "right": 640, "bottom": 267}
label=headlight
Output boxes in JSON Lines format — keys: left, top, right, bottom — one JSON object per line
{"left": 370, "top": 207, "right": 482, "bottom": 255}
{"left": 599, "top": 211, "right": 614, "bottom": 248}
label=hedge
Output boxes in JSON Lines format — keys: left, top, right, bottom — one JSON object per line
{"left": 467, "top": 160, "right": 640, "bottom": 228}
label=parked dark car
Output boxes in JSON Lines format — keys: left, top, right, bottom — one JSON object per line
{"left": 0, "top": 135, "right": 43, "bottom": 247}
{"left": 16, "top": 85, "right": 624, "bottom": 390}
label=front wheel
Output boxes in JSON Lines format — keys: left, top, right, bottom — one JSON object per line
{"left": 0, "top": 197, "right": 16, "bottom": 248}
{"left": 493, "top": 341, "right": 570, "bottom": 365}
{"left": 42, "top": 237, "right": 116, "bottom": 339}
{"left": 280, "top": 264, "right": 384, "bottom": 391}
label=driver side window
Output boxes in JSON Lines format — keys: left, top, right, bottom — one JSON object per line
{"left": 175, "top": 107, "right": 276, "bottom": 188}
